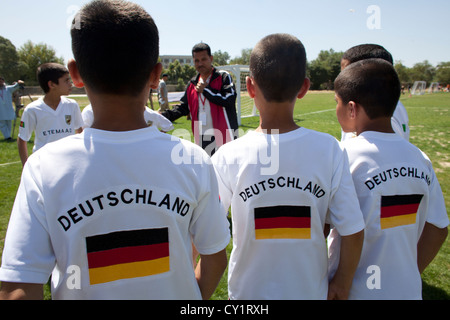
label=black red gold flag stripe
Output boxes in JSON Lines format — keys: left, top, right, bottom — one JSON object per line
{"left": 380, "top": 194, "right": 423, "bottom": 229}
{"left": 254, "top": 205, "right": 311, "bottom": 239}
{"left": 86, "top": 228, "right": 170, "bottom": 285}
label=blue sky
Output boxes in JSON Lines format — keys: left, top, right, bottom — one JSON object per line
{"left": 1, "top": 0, "right": 449, "bottom": 67}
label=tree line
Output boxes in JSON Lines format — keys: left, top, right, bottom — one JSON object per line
{"left": 2, "top": 35, "right": 449, "bottom": 91}
{"left": 158, "top": 48, "right": 450, "bottom": 91}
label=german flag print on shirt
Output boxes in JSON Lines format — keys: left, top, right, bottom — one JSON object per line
{"left": 86, "top": 228, "right": 170, "bottom": 285}
{"left": 254, "top": 205, "right": 311, "bottom": 240}
{"left": 380, "top": 194, "right": 423, "bottom": 229}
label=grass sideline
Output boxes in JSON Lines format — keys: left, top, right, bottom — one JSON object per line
{"left": 0, "top": 91, "right": 448, "bottom": 300}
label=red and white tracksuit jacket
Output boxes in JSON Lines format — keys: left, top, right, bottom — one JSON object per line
{"left": 162, "top": 68, "right": 239, "bottom": 149}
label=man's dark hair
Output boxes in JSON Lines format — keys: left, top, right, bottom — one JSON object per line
{"left": 250, "top": 33, "right": 307, "bottom": 102}
{"left": 334, "top": 58, "right": 401, "bottom": 119}
{"left": 342, "top": 44, "right": 393, "bottom": 65}
{"left": 37, "top": 63, "right": 69, "bottom": 93}
{"left": 71, "top": 0, "right": 159, "bottom": 95}
{"left": 192, "top": 42, "right": 211, "bottom": 57}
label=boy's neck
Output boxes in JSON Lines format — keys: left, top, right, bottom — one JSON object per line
{"left": 43, "top": 92, "right": 62, "bottom": 110}
{"left": 87, "top": 89, "right": 148, "bottom": 131}
{"left": 356, "top": 117, "right": 395, "bottom": 136}
{"left": 255, "top": 100, "right": 300, "bottom": 134}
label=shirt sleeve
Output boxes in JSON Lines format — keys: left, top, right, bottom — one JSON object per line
{"left": 211, "top": 151, "right": 233, "bottom": 214}
{"left": 189, "top": 153, "right": 230, "bottom": 255}
{"left": 327, "top": 145, "right": 365, "bottom": 236}
{"left": 72, "top": 102, "right": 84, "bottom": 129}
{"left": 154, "top": 113, "right": 174, "bottom": 132}
{"left": 18, "top": 107, "right": 36, "bottom": 142}
{"left": 424, "top": 161, "right": 449, "bottom": 228}
{"left": 0, "top": 155, "right": 55, "bottom": 284}
{"left": 81, "top": 107, "right": 94, "bottom": 128}
{"left": 162, "top": 89, "right": 190, "bottom": 121}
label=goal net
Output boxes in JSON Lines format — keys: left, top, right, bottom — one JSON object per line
{"left": 217, "top": 65, "right": 258, "bottom": 125}
{"left": 411, "top": 81, "right": 426, "bottom": 95}
{"left": 428, "top": 82, "right": 439, "bottom": 93}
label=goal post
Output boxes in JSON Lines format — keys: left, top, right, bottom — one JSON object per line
{"left": 410, "top": 81, "right": 426, "bottom": 95}
{"left": 428, "top": 82, "right": 439, "bottom": 93}
{"left": 217, "top": 65, "right": 258, "bottom": 125}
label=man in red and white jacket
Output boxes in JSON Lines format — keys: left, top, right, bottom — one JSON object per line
{"left": 162, "top": 43, "right": 238, "bottom": 156}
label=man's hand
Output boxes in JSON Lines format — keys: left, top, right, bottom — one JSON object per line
{"left": 195, "top": 81, "right": 207, "bottom": 94}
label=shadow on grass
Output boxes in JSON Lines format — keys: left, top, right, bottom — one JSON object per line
{"left": 422, "top": 280, "right": 450, "bottom": 300}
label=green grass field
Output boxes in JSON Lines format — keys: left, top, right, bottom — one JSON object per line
{"left": 0, "top": 91, "right": 448, "bottom": 299}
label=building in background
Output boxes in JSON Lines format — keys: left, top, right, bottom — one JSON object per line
{"left": 160, "top": 55, "right": 194, "bottom": 69}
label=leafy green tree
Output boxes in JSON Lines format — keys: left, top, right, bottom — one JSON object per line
{"left": 409, "top": 60, "right": 435, "bottom": 84}
{"left": 18, "top": 41, "right": 64, "bottom": 85}
{"left": 435, "top": 62, "right": 450, "bottom": 85}
{"left": 307, "top": 49, "right": 343, "bottom": 90}
{"left": 230, "top": 48, "right": 252, "bottom": 65}
{"left": 213, "top": 50, "right": 231, "bottom": 66}
{"left": 162, "top": 60, "right": 196, "bottom": 87}
{"left": 394, "top": 61, "right": 411, "bottom": 85}
{"left": 0, "top": 36, "right": 25, "bottom": 82}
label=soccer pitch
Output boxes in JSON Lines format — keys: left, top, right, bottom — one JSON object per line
{"left": 0, "top": 91, "right": 448, "bottom": 299}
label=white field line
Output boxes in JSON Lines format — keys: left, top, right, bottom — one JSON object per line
{"left": 301, "top": 108, "right": 335, "bottom": 116}
{"left": 0, "top": 161, "right": 21, "bottom": 167}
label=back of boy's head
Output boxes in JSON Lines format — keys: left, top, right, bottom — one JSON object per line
{"left": 71, "top": 0, "right": 159, "bottom": 96}
{"left": 37, "top": 63, "right": 69, "bottom": 93}
{"left": 342, "top": 44, "right": 393, "bottom": 65}
{"left": 250, "top": 33, "right": 307, "bottom": 103}
{"left": 334, "top": 58, "right": 401, "bottom": 119}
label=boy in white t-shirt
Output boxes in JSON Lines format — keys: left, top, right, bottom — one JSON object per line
{"left": 339, "top": 44, "right": 410, "bottom": 141}
{"left": 211, "top": 33, "right": 365, "bottom": 300}
{"left": 17, "top": 63, "right": 83, "bottom": 166}
{"left": 82, "top": 104, "right": 174, "bottom": 132}
{"left": 0, "top": 0, "right": 229, "bottom": 300}
{"left": 330, "top": 58, "right": 448, "bottom": 299}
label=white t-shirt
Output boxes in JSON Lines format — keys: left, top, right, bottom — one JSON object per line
{"left": 390, "top": 101, "right": 409, "bottom": 141}
{"left": 341, "top": 101, "right": 410, "bottom": 141}
{"left": 211, "top": 127, "right": 365, "bottom": 300}
{"left": 0, "top": 126, "right": 230, "bottom": 299}
{"left": 18, "top": 96, "right": 83, "bottom": 152}
{"left": 328, "top": 131, "right": 449, "bottom": 299}
{"left": 82, "top": 105, "right": 174, "bottom": 132}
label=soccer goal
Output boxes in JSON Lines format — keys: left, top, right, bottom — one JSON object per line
{"left": 428, "top": 82, "right": 440, "bottom": 93}
{"left": 411, "top": 81, "right": 427, "bottom": 95}
{"left": 217, "top": 65, "right": 258, "bottom": 125}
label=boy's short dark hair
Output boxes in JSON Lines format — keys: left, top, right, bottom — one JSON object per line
{"left": 334, "top": 58, "right": 401, "bottom": 119}
{"left": 250, "top": 33, "right": 307, "bottom": 102}
{"left": 192, "top": 43, "right": 211, "bottom": 57}
{"left": 71, "top": 0, "right": 159, "bottom": 96}
{"left": 342, "top": 44, "right": 393, "bottom": 65}
{"left": 37, "top": 63, "right": 69, "bottom": 93}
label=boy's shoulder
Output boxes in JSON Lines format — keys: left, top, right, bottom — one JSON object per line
{"left": 215, "top": 127, "right": 341, "bottom": 157}
{"left": 343, "top": 131, "right": 429, "bottom": 162}
{"left": 60, "top": 96, "right": 79, "bottom": 106}
{"left": 23, "top": 97, "right": 47, "bottom": 112}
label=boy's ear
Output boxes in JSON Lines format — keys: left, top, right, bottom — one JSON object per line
{"left": 47, "top": 80, "right": 57, "bottom": 91}
{"left": 148, "top": 63, "right": 162, "bottom": 90}
{"left": 348, "top": 101, "right": 358, "bottom": 119}
{"left": 296, "top": 77, "right": 310, "bottom": 99}
{"left": 67, "top": 59, "right": 84, "bottom": 88}
{"left": 246, "top": 76, "right": 256, "bottom": 99}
